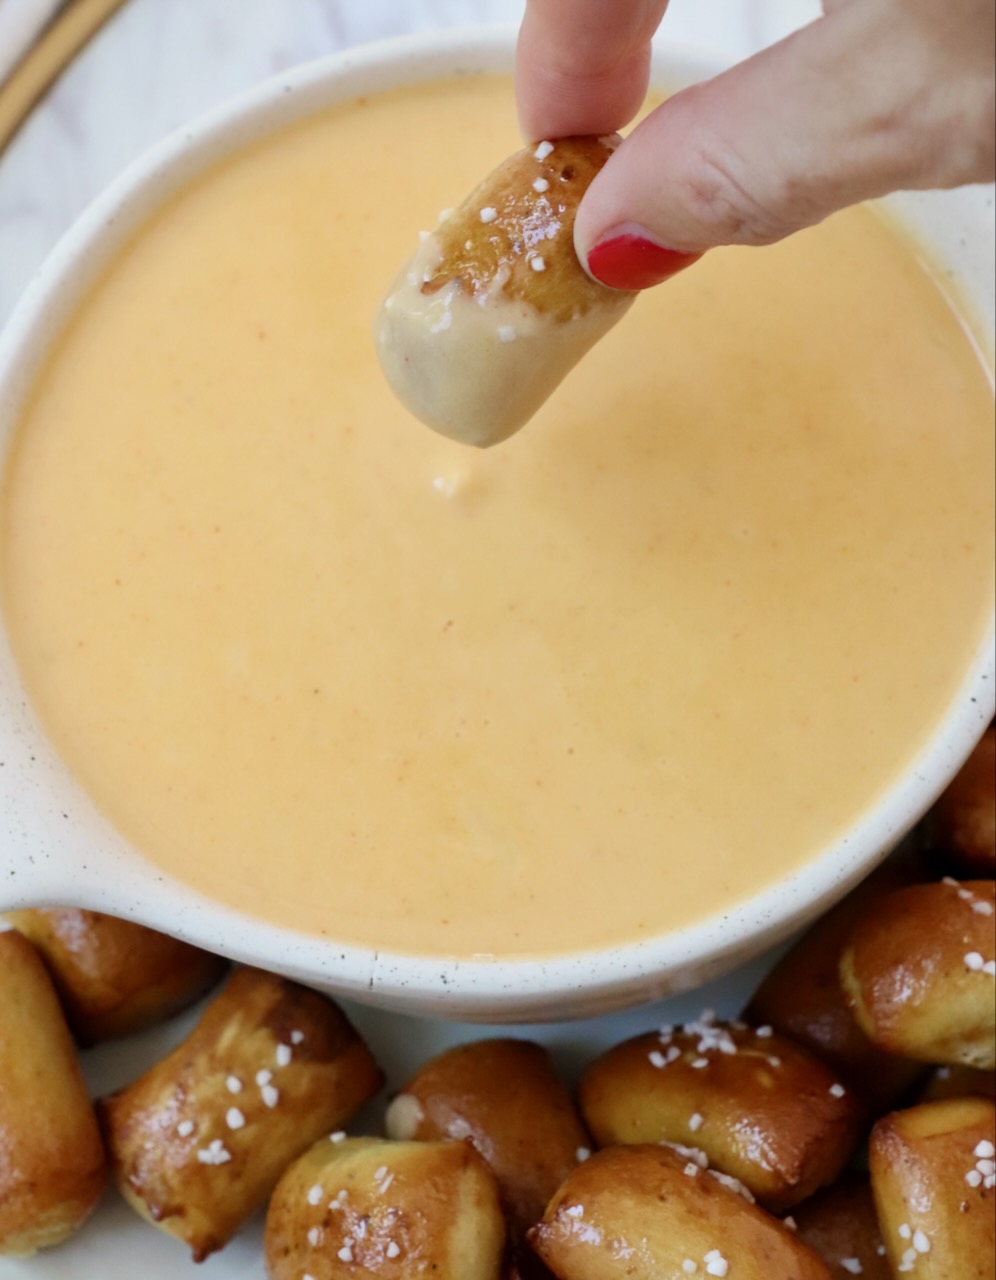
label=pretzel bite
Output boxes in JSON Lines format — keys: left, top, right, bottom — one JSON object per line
{"left": 0, "top": 931, "right": 106, "bottom": 1255}
{"left": 6, "top": 907, "right": 226, "bottom": 1044}
{"left": 870, "top": 1097, "right": 995, "bottom": 1278}
{"left": 265, "top": 1136, "right": 505, "bottom": 1278}
{"left": 928, "top": 726, "right": 995, "bottom": 877}
{"left": 790, "top": 1177, "right": 891, "bottom": 1279}
{"left": 528, "top": 1144, "right": 833, "bottom": 1280}
{"left": 578, "top": 1014, "right": 863, "bottom": 1211}
{"left": 919, "top": 1063, "right": 996, "bottom": 1103}
{"left": 840, "top": 879, "right": 996, "bottom": 1068}
{"left": 376, "top": 136, "right": 635, "bottom": 447}
{"left": 100, "top": 966, "right": 383, "bottom": 1261}
{"left": 746, "top": 858, "right": 926, "bottom": 1110}
{"left": 385, "top": 1039, "right": 590, "bottom": 1236}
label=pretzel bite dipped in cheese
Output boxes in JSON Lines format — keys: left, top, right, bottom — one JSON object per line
{"left": 385, "top": 1039, "right": 590, "bottom": 1238}
{"left": 100, "top": 967, "right": 383, "bottom": 1261}
{"left": 746, "top": 858, "right": 927, "bottom": 1110}
{"left": 6, "top": 907, "right": 227, "bottom": 1045}
{"left": 0, "top": 931, "right": 106, "bottom": 1256}
{"left": 376, "top": 136, "right": 635, "bottom": 447}
{"left": 578, "top": 1015, "right": 864, "bottom": 1212}
{"left": 928, "top": 726, "right": 995, "bottom": 878}
{"left": 528, "top": 1144, "right": 833, "bottom": 1280}
{"left": 265, "top": 1136, "right": 505, "bottom": 1279}
{"left": 840, "top": 879, "right": 996, "bottom": 1069}
{"left": 790, "top": 1176, "right": 891, "bottom": 1280}
{"left": 870, "top": 1097, "right": 995, "bottom": 1279}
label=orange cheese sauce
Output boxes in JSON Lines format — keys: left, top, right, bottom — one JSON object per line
{"left": 2, "top": 77, "right": 993, "bottom": 958}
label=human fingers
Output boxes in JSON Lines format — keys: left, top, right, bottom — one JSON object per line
{"left": 516, "top": 0, "right": 670, "bottom": 141}
{"left": 576, "top": 0, "right": 996, "bottom": 288}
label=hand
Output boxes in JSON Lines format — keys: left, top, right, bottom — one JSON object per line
{"left": 516, "top": 0, "right": 995, "bottom": 289}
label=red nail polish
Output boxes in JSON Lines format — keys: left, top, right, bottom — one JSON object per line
{"left": 587, "top": 233, "right": 702, "bottom": 291}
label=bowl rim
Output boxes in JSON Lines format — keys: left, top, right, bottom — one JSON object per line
{"left": 0, "top": 25, "right": 993, "bottom": 1020}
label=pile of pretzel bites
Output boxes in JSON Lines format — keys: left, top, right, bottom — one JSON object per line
{"left": 2, "top": 726, "right": 993, "bottom": 1278}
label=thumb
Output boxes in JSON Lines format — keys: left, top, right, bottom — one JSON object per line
{"left": 577, "top": 0, "right": 996, "bottom": 288}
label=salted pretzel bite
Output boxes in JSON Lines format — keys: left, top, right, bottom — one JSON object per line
{"left": 578, "top": 1015, "right": 863, "bottom": 1211}
{"left": 100, "top": 966, "right": 382, "bottom": 1261}
{"left": 840, "top": 879, "right": 996, "bottom": 1068}
{"left": 265, "top": 1136, "right": 505, "bottom": 1279}
{"left": 6, "top": 907, "right": 226, "bottom": 1044}
{"left": 928, "top": 726, "right": 995, "bottom": 877}
{"left": 790, "top": 1176, "right": 891, "bottom": 1279}
{"left": 528, "top": 1144, "right": 833, "bottom": 1280}
{"left": 746, "top": 858, "right": 926, "bottom": 1110}
{"left": 376, "top": 136, "right": 635, "bottom": 447}
{"left": 870, "top": 1097, "right": 995, "bottom": 1279}
{"left": 385, "top": 1039, "right": 590, "bottom": 1236}
{"left": 0, "top": 931, "right": 106, "bottom": 1255}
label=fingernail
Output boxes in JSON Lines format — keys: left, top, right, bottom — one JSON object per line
{"left": 587, "top": 231, "right": 702, "bottom": 291}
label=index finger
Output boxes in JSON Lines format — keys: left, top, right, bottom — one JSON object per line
{"left": 516, "top": 0, "right": 671, "bottom": 141}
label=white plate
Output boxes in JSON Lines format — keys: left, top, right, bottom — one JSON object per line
{"left": 0, "top": 948, "right": 782, "bottom": 1278}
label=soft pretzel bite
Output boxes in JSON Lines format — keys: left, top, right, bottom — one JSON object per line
{"left": 746, "top": 859, "right": 926, "bottom": 1110}
{"left": 100, "top": 966, "right": 383, "bottom": 1261}
{"left": 578, "top": 1015, "right": 863, "bottom": 1211}
{"left": 265, "top": 1136, "right": 505, "bottom": 1278}
{"left": 385, "top": 1039, "right": 590, "bottom": 1236}
{"left": 6, "top": 907, "right": 227, "bottom": 1045}
{"left": 0, "top": 931, "right": 106, "bottom": 1255}
{"left": 870, "top": 1097, "right": 995, "bottom": 1278}
{"left": 790, "top": 1177, "right": 891, "bottom": 1279}
{"left": 528, "top": 1144, "right": 833, "bottom": 1280}
{"left": 919, "top": 1063, "right": 996, "bottom": 1103}
{"left": 376, "top": 136, "right": 635, "bottom": 447}
{"left": 928, "top": 726, "right": 995, "bottom": 878}
{"left": 840, "top": 879, "right": 996, "bottom": 1068}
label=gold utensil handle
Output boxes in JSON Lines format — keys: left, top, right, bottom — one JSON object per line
{"left": 0, "top": 0, "right": 131, "bottom": 158}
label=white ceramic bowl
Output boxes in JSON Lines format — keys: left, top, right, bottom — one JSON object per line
{"left": 0, "top": 29, "right": 993, "bottom": 1023}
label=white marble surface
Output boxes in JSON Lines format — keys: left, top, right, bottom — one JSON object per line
{"left": 0, "top": 0, "right": 821, "bottom": 327}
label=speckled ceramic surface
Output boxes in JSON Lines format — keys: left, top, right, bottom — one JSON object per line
{"left": 1, "top": 21, "right": 994, "bottom": 1031}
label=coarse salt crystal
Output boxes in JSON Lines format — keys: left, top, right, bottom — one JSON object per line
{"left": 913, "top": 1230, "right": 930, "bottom": 1254}
{"left": 307, "top": 1226, "right": 321, "bottom": 1246}
{"left": 564, "top": 1204, "right": 584, "bottom": 1218}
{"left": 290, "top": 1030, "right": 305, "bottom": 1044}
{"left": 576, "top": 1147, "right": 591, "bottom": 1162}
{"left": 830, "top": 1083, "right": 847, "bottom": 1098}
{"left": 307, "top": 1185, "right": 324, "bottom": 1206}
{"left": 480, "top": 206, "right": 498, "bottom": 224}
{"left": 338, "top": 1245, "right": 354, "bottom": 1263}
{"left": 898, "top": 1224, "right": 912, "bottom": 1240}
{"left": 225, "top": 1076, "right": 242, "bottom": 1094}
{"left": 755, "top": 1025, "right": 774, "bottom": 1037}
{"left": 530, "top": 255, "right": 547, "bottom": 272}
{"left": 276, "top": 1044, "right": 292, "bottom": 1067}
{"left": 197, "top": 1140, "right": 231, "bottom": 1166}
{"left": 533, "top": 178, "right": 550, "bottom": 193}
{"left": 768, "top": 1056, "right": 782, "bottom": 1068}
{"left": 176, "top": 1120, "right": 195, "bottom": 1138}
{"left": 225, "top": 1107, "right": 245, "bottom": 1130}
{"left": 691, "top": 1058, "right": 710, "bottom": 1069}
{"left": 964, "top": 952, "right": 985, "bottom": 971}
{"left": 330, "top": 1130, "right": 347, "bottom": 1143}
{"left": 386, "top": 1241, "right": 401, "bottom": 1259}
{"left": 649, "top": 1050, "right": 668, "bottom": 1069}
{"left": 256, "top": 1069, "right": 273, "bottom": 1086}
{"left": 704, "top": 1249, "right": 729, "bottom": 1277}
{"left": 534, "top": 141, "right": 555, "bottom": 161}
{"left": 972, "top": 900, "right": 993, "bottom": 915}
{"left": 975, "top": 1140, "right": 996, "bottom": 1158}
{"left": 966, "top": 1169, "right": 983, "bottom": 1187}
{"left": 689, "top": 1113, "right": 704, "bottom": 1132}
{"left": 683, "top": 1263, "right": 698, "bottom": 1275}
{"left": 984, "top": 961, "right": 996, "bottom": 976}
{"left": 841, "top": 1260, "right": 863, "bottom": 1275}
{"left": 261, "top": 1084, "right": 280, "bottom": 1109}
{"left": 783, "top": 1216, "right": 798, "bottom": 1231}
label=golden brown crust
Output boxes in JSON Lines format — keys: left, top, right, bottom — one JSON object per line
{"left": 385, "top": 1039, "right": 590, "bottom": 1237}
{"left": 0, "top": 931, "right": 106, "bottom": 1256}
{"left": 790, "top": 1177, "right": 891, "bottom": 1279}
{"left": 100, "top": 966, "right": 383, "bottom": 1261}
{"left": 745, "top": 858, "right": 927, "bottom": 1110}
{"left": 265, "top": 1136, "right": 505, "bottom": 1278}
{"left": 840, "top": 879, "right": 996, "bottom": 1068}
{"left": 528, "top": 1144, "right": 833, "bottom": 1280}
{"left": 6, "top": 908, "right": 227, "bottom": 1045}
{"left": 870, "top": 1098, "right": 995, "bottom": 1279}
{"left": 578, "top": 1018, "right": 863, "bottom": 1211}
{"left": 928, "top": 727, "right": 995, "bottom": 877}
{"left": 426, "top": 137, "right": 625, "bottom": 324}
